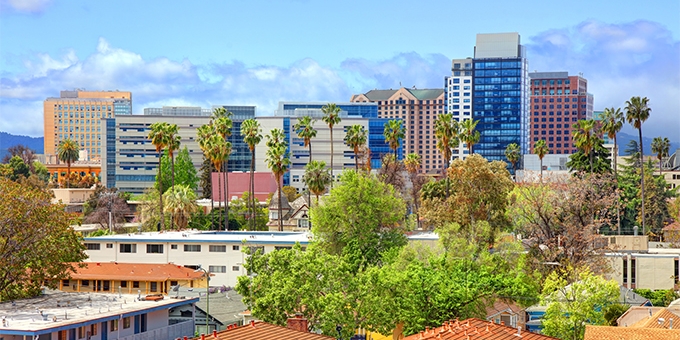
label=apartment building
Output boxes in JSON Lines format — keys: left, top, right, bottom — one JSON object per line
{"left": 44, "top": 90, "right": 131, "bottom": 163}
{"left": 529, "top": 72, "right": 594, "bottom": 154}
{"left": 351, "top": 88, "right": 444, "bottom": 173}
{"left": 445, "top": 59, "right": 474, "bottom": 162}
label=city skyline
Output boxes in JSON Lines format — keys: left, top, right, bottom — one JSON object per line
{"left": 1, "top": 0, "right": 678, "bottom": 142}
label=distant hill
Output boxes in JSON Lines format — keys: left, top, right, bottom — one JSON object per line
{"left": 616, "top": 132, "right": 680, "bottom": 156}
{"left": 0, "top": 132, "right": 44, "bottom": 161}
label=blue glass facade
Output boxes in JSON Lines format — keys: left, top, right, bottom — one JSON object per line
{"left": 472, "top": 58, "right": 529, "bottom": 162}
{"left": 369, "top": 119, "right": 403, "bottom": 169}
{"left": 215, "top": 106, "right": 256, "bottom": 172}
{"left": 281, "top": 103, "right": 377, "bottom": 118}
{"left": 105, "top": 118, "right": 116, "bottom": 188}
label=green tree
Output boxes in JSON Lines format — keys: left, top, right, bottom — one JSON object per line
{"left": 404, "top": 153, "right": 426, "bottom": 229}
{"left": 148, "top": 122, "right": 171, "bottom": 230}
{"left": 345, "top": 124, "right": 367, "bottom": 170}
{"left": 165, "top": 124, "right": 181, "bottom": 190}
{"left": 293, "top": 115, "right": 318, "bottom": 162}
{"left": 383, "top": 119, "right": 405, "bottom": 157}
{"left": 566, "top": 138, "right": 612, "bottom": 174}
{"left": 573, "top": 119, "right": 598, "bottom": 173}
{"left": 322, "top": 103, "right": 342, "bottom": 189}
{"left": 0, "top": 178, "right": 87, "bottom": 301}
{"left": 57, "top": 138, "right": 80, "bottom": 188}
{"left": 651, "top": 136, "right": 670, "bottom": 175}
{"left": 633, "top": 289, "right": 680, "bottom": 307}
{"left": 265, "top": 128, "right": 291, "bottom": 232}
{"left": 206, "top": 134, "right": 231, "bottom": 230}
{"left": 282, "top": 185, "right": 301, "bottom": 203}
{"left": 7, "top": 155, "right": 29, "bottom": 181}
{"left": 541, "top": 269, "right": 619, "bottom": 340}
{"left": 625, "top": 96, "right": 651, "bottom": 232}
{"left": 600, "top": 107, "right": 624, "bottom": 175}
{"left": 198, "top": 155, "right": 214, "bottom": 199}
{"left": 534, "top": 139, "right": 549, "bottom": 182}
{"left": 230, "top": 192, "right": 269, "bottom": 230}
{"left": 212, "top": 107, "right": 233, "bottom": 231}
{"left": 163, "top": 184, "right": 199, "bottom": 230}
{"left": 311, "top": 170, "right": 406, "bottom": 268}
{"left": 303, "top": 160, "right": 331, "bottom": 205}
{"left": 241, "top": 119, "right": 262, "bottom": 230}
{"left": 156, "top": 147, "right": 199, "bottom": 194}
{"left": 197, "top": 123, "right": 216, "bottom": 226}
{"left": 434, "top": 113, "right": 459, "bottom": 172}
{"left": 459, "top": 119, "right": 480, "bottom": 154}
{"left": 504, "top": 143, "right": 521, "bottom": 178}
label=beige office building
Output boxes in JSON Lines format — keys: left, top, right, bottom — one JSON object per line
{"left": 351, "top": 88, "right": 445, "bottom": 173}
{"left": 44, "top": 90, "right": 132, "bottom": 163}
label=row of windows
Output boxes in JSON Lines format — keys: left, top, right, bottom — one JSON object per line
{"left": 535, "top": 104, "right": 579, "bottom": 109}
{"left": 532, "top": 79, "right": 571, "bottom": 86}
{"left": 85, "top": 243, "right": 242, "bottom": 253}
{"left": 533, "top": 97, "right": 580, "bottom": 103}
{"left": 378, "top": 99, "right": 443, "bottom": 105}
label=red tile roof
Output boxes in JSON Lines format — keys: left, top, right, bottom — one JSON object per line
{"left": 69, "top": 262, "right": 205, "bottom": 281}
{"left": 194, "top": 320, "right": 333, "bottom": 340}
{"left": 584, "top": 325, "right": 680, "bottom": 340}
{"left": 212, "top": 172, "right": 278, "bottom": 202}
{"left": 403, "top": 318, "right": 557, "bottom": 340}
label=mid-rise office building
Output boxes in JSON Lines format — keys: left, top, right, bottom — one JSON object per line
{"left": 44, "top": 90, "right": 132, "bottom": 162}
{"left": 101, "top": 106, "right": 255, "bottom": 195}
{"left": 529, "top": 72, "right": 594, "bottom": 154}
{"left": 351, "top": 88, "right": 444, "bottom": 173}
{"left": 471, "top": 33, "right": 530, "bottom": 162}
{"left": 254, "top": 102, "right": 400, "bottom": 192}
{"left": 445, "top": 58, "right": 474, "bottom": 162}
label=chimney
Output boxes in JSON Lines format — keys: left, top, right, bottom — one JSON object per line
{"left": 286, "top": 314, "right": 308, "bottom": 333}
{"left": 670, "top": 318, "right": 674, "bottom": 329}
{"left": 213, "top": 330, "right": 218, "bottom": 338}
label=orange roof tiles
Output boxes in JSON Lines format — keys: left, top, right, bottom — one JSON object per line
{"left": 68, "top": 262, "right": 205, "bottom": 281}
{"left": 195, "top": 320, "right": 333, "bottom": 340}
{"left": 402, "top": 318, "right": 557, "bottom": 340}
{"left": 629, "top": 308, "right": 680, "bottom": 329}
{"left": 584, "top": 325, "right": 680, "bottom": 340}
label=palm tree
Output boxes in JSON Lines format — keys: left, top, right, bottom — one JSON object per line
{"left": 148, "top": 122, "right": 170, "bottom": 230}
{"left": 651, "top": 136, "right": 670, "bottom": 175}
{"left": 303, "top": 160, "right": 331, "bottom": 205}
{"left": 197, "top": 123, "right": 216, "bottom": 228}
{"left": 459, "top": 119, "right": 480, "bottom": 155}
{"left": 294, "top": 116, "right": 317, "bottom": 161}
{"left": 345, "top": 124, "right": 367, "bottom": 170}
{"left": 434, "top": 113, "right": 460, "bottom": 171}
{"left": 240, "top": 119, "right": 262, "bottom": 231}
{"left": 265, "top": 128, "right": 291, "bottom": 232}
{"left": 206, "top": 135, "right": 230, "bottom": 230}
{"left": 626, "top": 96, "right": 651, "bottom": 232}
{"left": 504, "top": 143, "right": 521, "bottom": 179}
{"left": 322, "top": 103, "right": 342, "bottom": 189}
{"left": 383, "top": 119, "right": 405, "bottom": 157}
{"left": 534, "top": 139, "right": 549, "bottom": 183}
{"left": 573, "top": 119, "right": 597, "bottom": 173}
{"left": 600, "top": 107, "right": 624, "bottom": 175}
{"left": 163, "top": 184, "right": 199, "bottom": 230}
{"left": 212, "top": 108, "right": 233, "bottom": 231}
{"left": 404, "top": 153, "right": 422, "bottom": 229}
{"left": 165, "top": 124, "right": 181, "bottom": 191}
{"left": 57, "top": 138, "right": 80, "bottom": 188}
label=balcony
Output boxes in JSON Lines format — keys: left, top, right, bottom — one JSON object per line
{"left": 116, "top": 320, "right": 194, "bottom": 340}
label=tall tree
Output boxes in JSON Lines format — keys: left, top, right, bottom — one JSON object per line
{"left": 459, "top": 119, "right": 480, "bottom": 154}
{"left": 241, "top": 119, "right": 262, "bottom": 231}
{"left": 293, "top": 116, "right": 318, "bottom": 162}
{"left": 206, "top": 135, "right": 231, "bottom": 230}
{"left": 566, "top": 138, "right": 612, "bottom": 174}
{"left": 404, "top": 153, "right": 424, "bottom": 229}
{"left": 651, "top": 136, "right": 670, "bottom": 175}
{"left": 265, "top": 128, "right": 290, "bottom": 232}
{"left": 383, "top": 119, "right": 405, "bottom": 158}
{"left": 0, "top": 178, "right": 87, "bottom": 300}
{"left": 212, "top": 107, "right": 233, "bottom": 231}
{"left": 303, "top": 160, "right": 332, "bottom": 205}
{"left": 198, "top": 155, "right": 215, "bottom": 199}
{"left": 600, "top": 107, "right": 624, "bottom": 175}
{"left": 163, "top": 184, "right": 199, "bottom": 230}
{"left": 434, "top": 113, "right": 459, "bottom": 172}
{"left": 321, "top": 103, "right": 342, "bottom": 189}
{"left": 344, "top": 124, "right": 367, "bottom": 170}
{"left": 534, "top": 139, "right": 549, "bottom": 183}
{"left": 504, "top": 143, "right": 521, "bottom": 179}
{"left": 573, "top": 119, "right": 598, "bottom": 173}
{"left": 166, "top": 124, "right": 181, "bottom": 190}
{"left": 148, "top": 122, "right": 170, "bottom": 230}
{"left": 57, "top": 138, "right": 80, "bottom": 188}
{"left": 197, "top": 123, "right": 216, "bottom": 227}
{"left": 2, "top": 144, "right": 36, "bottom": 170}
{"left": 625, "top": 96, "right": 651, "bottom": 232}
{"left": 84, "top": 188, "right": 131, "bottom": 231}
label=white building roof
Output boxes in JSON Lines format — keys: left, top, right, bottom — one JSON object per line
{"left": 83, "top": 230, "right": 315, "bottom": 245}
{"left": 0, "top": 290, "right": 198, "bottom": 336}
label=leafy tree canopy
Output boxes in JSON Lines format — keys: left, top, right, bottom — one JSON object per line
{"left": 156, "top": 147, "right": 198, "bottom": 194}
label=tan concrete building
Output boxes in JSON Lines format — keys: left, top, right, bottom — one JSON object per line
{"left": 44, "top": 90, "right": 132, "bottom": 162}
{"left": 351, "top": 88, "right": 445, "bottom": 173}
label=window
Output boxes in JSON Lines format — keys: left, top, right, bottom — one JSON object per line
{"left": 150, "top": 282, "right": 157, "bottom": 292}
{"left": 62, "top": 279, "right": 70, "bottom": 286}
{"left": 78, "top": 326, "right": 87, "bottom": 339}
{"left": 85, "top": 243, "right": 101, "bottom": 250}
{"left": 146, "top": 244, "right": 164, "bottom": 254}
{"left": 623, "top": 259, "right": 628, "bottom": 283}
{"left": 209, "top": 265, "right": 226, "bottom": 273}
{"left": 171, "top": 244, "right": 178, "bottom": 249}
{"left": 110, "top": 319, "right": 119, "bottom": 331}
{"left": 133, "top": 281, "right": 139, "bottom": 288}
{"left": 123, "top": 317, "right": 131, "bottom": 329}
{"left": 184, "top": 244, "right": 201, "bottom": 252}
{"left": 82, "top": 280, "right": 89, "bottom": 286}
{"left": 232, "top": 266, "right": 240, "bottom": 271}
{"left": 209, "top": 245, "right": 227, "bottom": 252}
{"left": 120, "top": 244, "right": 137, "bottom": 253}
{"left": 631, "top": 259, "right": 636, "bottom": 284}
{"left": 90, "top": 323, "right": 98, "bottom": 335}
{"left": 121, "top": 281, "right": 127, "bottom": 288}
{"left": 232, "top": 245, "right": 240, "bottom": 251}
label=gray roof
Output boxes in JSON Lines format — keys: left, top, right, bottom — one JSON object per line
{"left": 619, "top": 286, "right": 651, "bottom": 306}
{"left": 172, "top": 287, "right": 247, "bottom": 325}
{"left": 361, "top": 88, "right": 444, "bottom": 101}
{"left": 268, "top": 190, "right": 292, "bottom": 210}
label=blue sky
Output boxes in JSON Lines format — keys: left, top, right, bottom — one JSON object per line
{"left": 1, "top": 0, "right": 678, "bottom": 142}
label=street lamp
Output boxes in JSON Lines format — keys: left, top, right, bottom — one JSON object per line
{"left": 195, "top": 265, "right": 210, "bottom": 334}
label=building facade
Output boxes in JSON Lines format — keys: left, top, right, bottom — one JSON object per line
{"left": 445, "top": 59, "right": 474, "bottom": 162}
{"left": 351, "top": 88, "right": 445, "bottom": 173}
{"left": 101, "top": 106, "right": 255, "bottom": 195}
{"left": 44, "top": 90, "right": 132, "bottom": 163}
{"left": 529, "top": 72, "right": 594, "bottom": 154}
{"left": 472, "top": 33, "right": 530, "bottom": 162}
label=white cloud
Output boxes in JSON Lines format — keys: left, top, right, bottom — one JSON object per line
{"left": 0, "top": 0, "right": 52, "bottom": 13}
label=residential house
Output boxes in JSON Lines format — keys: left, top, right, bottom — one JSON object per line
{"left": 267, "top": 194, "right": 310, "bottom": 232}
{"left": 616, "top": 306, "right": 680, "bottom": 328}
{"left": 584, "top": 326, "right": 680, "bottom": 340}
{"left": 402, "top": 318, "right": 557, "bottom": 340}
{"left": 0, "top": 290, "right": 197, "bottom": 340}
{"left": 485, "top": 301, "right": 525, "bottom": 330}
{"left": 193, "top": 316, "right": 333, "bottom": 340}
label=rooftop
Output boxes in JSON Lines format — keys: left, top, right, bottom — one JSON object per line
{"left": 0, "top": 290, "right": 197, "bottom": 336}
{"left": 360, "top": 88, "right": 444, "bottom": 101}
{"left": 83, "top": 230, "right": 314, "bottom": 245}
{"left": 195, "top": 320, "right": 333, "bottom": 340}
{"left": 403, "top": 318, "right": 557, "bottom": 340}
{"left": 584, "top": 325, "right": 679, "bottom": 340}
{"left": 66, "top": 262, "right": 206, "bottom": 282}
